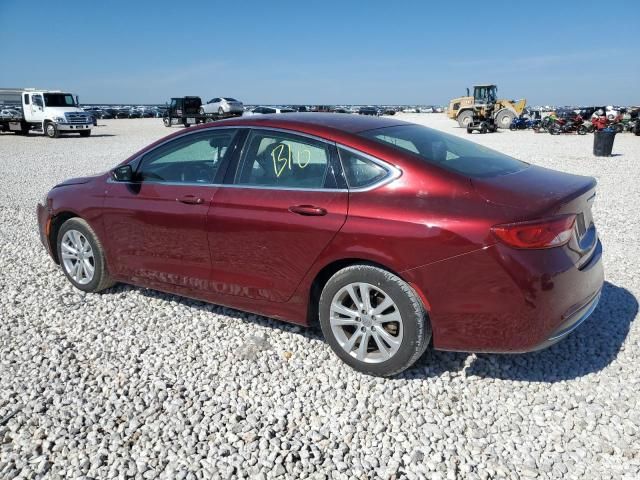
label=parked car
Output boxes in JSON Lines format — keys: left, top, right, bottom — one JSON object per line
{"left": 37, "top": 114, "right": 603, "bottom": 376}
{"left": 200, "top": 97, "right": 244, "bottom": 115}
{"left": 358, "top": 106, "right": 378, "bottom": 116}
{"left": 251, "top": 106, "right": 295, "bottom": 114}
{"left": 100, "top": 109, "right": 115, "bottom": 119}
{"left": 114, "top": 109, "right": 130, "bottom": 119}
{"left": 0, "top": 108, "right": 22, "bottom": 119}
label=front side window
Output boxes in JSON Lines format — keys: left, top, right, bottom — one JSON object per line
{"left": 338, "top": 148, "right": 389, "bottom": 188}
{"left": 360, "top": 124, "right": 528, "bottom": 178}
{"left": 235, "top": 130, "right": 331, "bottom": 189}
{"left": 32, "top": 95, "right": 44, "bottom": 107}
{"left": 138, "top": 129, "right": 237, "bottom": 183}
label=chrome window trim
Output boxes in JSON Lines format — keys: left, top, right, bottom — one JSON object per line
{"left": 106, "top": 177, "right": 347, "bottom": 192}
{"left": 112, "top": 124, "right": 402, "bottom": 193}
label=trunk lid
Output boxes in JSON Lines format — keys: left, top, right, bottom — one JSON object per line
{"left": 471, "top": 165, "right": 596, "bottom": 217}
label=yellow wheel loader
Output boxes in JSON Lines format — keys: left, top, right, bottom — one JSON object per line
{"left": 447, "top": 84, "right": 526, "bottom": 129}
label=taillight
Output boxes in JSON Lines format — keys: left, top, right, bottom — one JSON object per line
{"left": 491, "top": 214, "right": 576, "bottom": 249}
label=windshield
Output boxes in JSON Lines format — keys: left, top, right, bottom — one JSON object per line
{"left": 43, "top": 93, "right": 76, "bottom": 107}
{"left": 359, "top": 124, "right": 528, "bottom": 178}
{"left": 474, "top": 86, "right": 497, "bottom": 104}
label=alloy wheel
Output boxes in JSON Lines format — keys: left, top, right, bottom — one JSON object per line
{"left": 329, "top": 282, "right": 403, "bottom": 363}
{"left": 61, "top": 229, "right": 95, "bottom": 285}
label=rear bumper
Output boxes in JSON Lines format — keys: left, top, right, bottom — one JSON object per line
{"left": 404, "top": 239, "right": 604, "bottom": 353}
{"left": 532, "top": 289, "right": 601, "bottom": 351}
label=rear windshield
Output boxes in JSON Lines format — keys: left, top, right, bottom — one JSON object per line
{"left": 359, "top": 124, "right": 528, "bottom": 178}
{"left": 224, "top": 98, "right": 238, "bottom": 102}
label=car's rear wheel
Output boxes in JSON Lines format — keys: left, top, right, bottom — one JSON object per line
{"left": 57, "top": 218, "right": 115, "bottom": 293}
{"left": 319, "top": 265, "right": 431, "bottom": 376}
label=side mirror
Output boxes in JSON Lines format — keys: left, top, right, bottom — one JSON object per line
{"left": 112, "top": 164, "right": 133, "bottom": 182}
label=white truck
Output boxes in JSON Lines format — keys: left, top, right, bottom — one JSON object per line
{"left": 0, "top": 88, "right": 93, "bottom": 138}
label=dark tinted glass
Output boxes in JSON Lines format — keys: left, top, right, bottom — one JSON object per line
{"left": 338, "top": 148, "right": 388, "bottom": 188}
{"left": 360, "top": 124, "right": 528, "bottom": 178}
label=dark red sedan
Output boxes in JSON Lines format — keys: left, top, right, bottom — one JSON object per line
{"left": 37, "top": 114, "right": 603, "bottom": 376}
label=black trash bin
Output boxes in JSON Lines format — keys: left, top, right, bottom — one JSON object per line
{"left": 593, "top": 129, "right": 616, "bottom": 156}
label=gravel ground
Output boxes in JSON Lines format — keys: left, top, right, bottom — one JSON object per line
{"left": 1, "top": 116, "right": 638, "bottom": 479}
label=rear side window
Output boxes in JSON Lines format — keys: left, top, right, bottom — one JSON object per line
{"left": 338, "top": 148, "right": 389, "bottom": 188}
{"left": 359, "top": 124, "right": 528, "bottom": 178}
{"left": 235, "top": 130, "right": 331, "bottom": 189}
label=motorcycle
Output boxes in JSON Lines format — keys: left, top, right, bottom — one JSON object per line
{"left": 533, "top": 115, "right": 556, "bottom": 133}
{"left": 509, "top": 116, "right": 536, "bottom": 130}
{"left": 589, "top": 115, "right": 624, "bottom": 133}
{"left": 549, "top": 114, "right": 588, "bottom": 135}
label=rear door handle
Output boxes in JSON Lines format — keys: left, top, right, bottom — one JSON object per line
{"left": 288, "top": 205, "right": 327, "bottom": 216}
{"left": 177, "top": 195, "right": 204, "bottom": 205}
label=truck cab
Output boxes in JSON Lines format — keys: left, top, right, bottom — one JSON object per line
{"left": 0, "top": 88, "right": 93, "bottom": 138}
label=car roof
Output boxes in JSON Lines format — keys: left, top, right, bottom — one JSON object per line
{"left": 205, "top": 112, "right": 408, "bottom": 136}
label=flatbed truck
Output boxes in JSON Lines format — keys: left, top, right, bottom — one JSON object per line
{"left": 0, "top": 88, "right": 93, "bottom": 138}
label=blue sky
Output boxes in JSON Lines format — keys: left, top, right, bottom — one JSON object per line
{"left": 0, "top": 1, "right": 637, "bottom": 105}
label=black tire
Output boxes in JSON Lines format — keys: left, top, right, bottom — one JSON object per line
{"left": 79, "top": 130, "right": 91, "bottom": 137}
{"left": 509, "top": 124, "right": 517, "bottom": 131}
{"left": 44, "top": 122, "right": 59, "bottom": 138}
{"left": 480, "top": 123, "right": 488, "bottom": 134}
{"left": 163, "top": 117, "right": 171, "bottom": 127}
{"left": 577, "top": 125, "right": 587, "bottom": 135}
{"left": 549, "top": 125, "right": 559, "bottom": 135}
{"left": 495, "top": 109, "right": 516, "bottom": 129}
{"left": 456, "top": 110, "right": 474, "bottom": 128}
{"left": 56, "top": 218, "right": 115, "bottom": 293}
{"left": 466, "top": 126, "right": 473, "bottom": 134}
{"left": 319, "top": 265, "right": 431, "bottom": 377}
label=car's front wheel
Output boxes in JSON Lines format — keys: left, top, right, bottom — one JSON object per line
{"left": 57, "top": 218, "right": 115, "bottom": 292}
{"left": 319, "top": 265, "right": 431, "bottom": 376}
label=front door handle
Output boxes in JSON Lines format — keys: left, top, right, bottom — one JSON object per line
{"left": 177, "top": 195, "right": 204, "bottom": 205}
{"left": 288, "top": 205, "right": 327, "bottom": 216}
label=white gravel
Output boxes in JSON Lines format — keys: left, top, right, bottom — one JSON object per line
{"left": 1, "top": 116, "right": 639, "bottom": 479}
